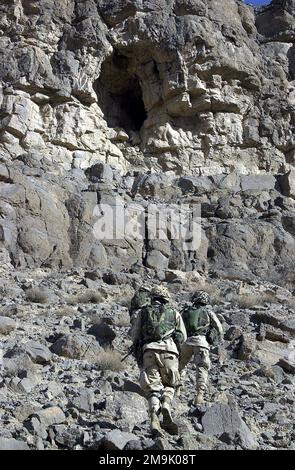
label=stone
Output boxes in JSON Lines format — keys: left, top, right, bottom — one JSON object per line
{"left": 104, "top": 391, "right": 149, "bottom": 431}
{"left": 0, "top": 0, "right": 295, "bottom": 451}
{"left": 85, "top": 163, "right": 114, "bottom": 182}
{"left": 72, "top": 318, "right": 86, "bottom": 331}
{"left": 227, "top": 312, "right": 250, "bottom": 327}
{"left": 201, "top": 403, "right": 258, "bottom": 450}
{"left": 254, "top": 365, "right": 286, "bottom": 384}
{"left": 22, "top": 341, "right": 52, "bottom": 364}
{"left": 3, "top": 351, "right": 37, "bottom": 378}
{"left": 69, "top": 388, "right": 95, "bottom": 413}
{"left": 0, "top": 316, "right": 16, "bottom": 335}
{"left": 100, "top": 429, "right": 140, "bottom": 451}
{"left": 237, "top": 333, "right": 257, "bottom": 361}
{"left": 30, "top": 406, "right": 66, "bottom": 427}
{"left": 178, "top": 176, "right": 213, "bottom": 193}
{"left": 54, "top": 425, "right": 83, "bottom": 449}
{"left": 279, "top": 169, "right": 295, "bottom": 199}
{"left": 51, "top": 333, "right": 102, "bottom": 360}
{"left": 0, "top": 0, "right": 292, "bottom": 285}
{"left": 240, "top": 175, "right": 276, "bottom": 192}
{"left": 13, "top": 403, "right": 41, "bottom": 422}
{"left": 0, "top": 438, "right": 29, "bottom": 450}
{"left": 87, "top": 322, "right": 116, "bottom": 348}
{"left": 258, "top": 324, "right": 290, "bottom": 344}
{"left": 9, "top": 376, "right": 37, "bottom": 394}
{"left": 145, "top": 250, "right": 169, "bottom": 271}
{"left": 124, "top": 440, "right": 143, "bottom": 450}
{"left": 123, "top": 379, "right": 145, "bottom": 397}
{"left": 225, "top": 326, "right": 243, "bottom": 341}
{"left": 278, "top": 350, "right": 295, "bottom": 374}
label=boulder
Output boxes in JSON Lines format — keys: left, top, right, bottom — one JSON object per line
{"left": 0, "top": 438, "right": 29, "bottom": 450}
{"left": 22, "top": 341, "right": 52, "bottom": 364}
{"left": 279, "top": 169, "right": 295, "bottom": 199}
{"left": 9, "top": 376, "right": 37, "bottom": 394}
{"left": 51, "top": 333, "right": 101, "bottom": 360}
{"left": 178, "top": 176, "right": 213, "bottom": 193}
{"left": 87, "top": 322, "right": 116, "bottom": 348}
{"left": 278, "top": 350, "right": 295, "bottom": 373}
{"left": 104, "top": 391, "right": 148, "bottom": 431}
{"left": 240, "top": 175, "right": 276, "bottom": 192}
{"left": 3, "top": 351, "right": 37, "bottom": 378}
{"left": 237, "top": 333, "right": 257, "bottom": 361}
{"left": 85, "top": 163, "right": 114, "bottom": 182}
{"left": 0, "top": 316, "right": 16, "bottom": 335}
{"left": 201, "top": 403, "right": 258, "bottom": 450}
{"left": 54, "top": 425, "right": 83, "bottom": 449}
{"left": 69, "top": 388, "right": 95, "bottom": 413}
{"left": 225, "top": 326, "right": 243, "bottom": 341}
{"left": 100, "top": 429, "right": 139, "bottom": 451}
{"left": 145, "top": 250, "right": 169, "bottom": 271}
{"left": 30, "top": 406, "right": 66, "bottom": 427}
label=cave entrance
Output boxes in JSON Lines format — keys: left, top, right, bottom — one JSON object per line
{"left": 95, "top": 52, "right": 147, "bottom": 133}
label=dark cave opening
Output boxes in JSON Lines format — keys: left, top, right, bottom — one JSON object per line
{"left": 94, "top": 52, "right": 147, "bottom": 133}
{"left": 111, "top": 81, "right": 147, "bottom": 131}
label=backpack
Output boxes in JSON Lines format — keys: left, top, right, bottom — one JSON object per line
{"left": 181, "top": 305, "right": 222, "bottom": 346}
{"left": 140, "top": 303, "right": 177, "bottom": 345}
{"left": 129, "top": 290, "right": 151, "bottom": 317}
{"left": 181, "top": 305, "right": 211, "bottom": 337}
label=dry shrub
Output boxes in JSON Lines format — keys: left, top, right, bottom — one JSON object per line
{"left": 95, "top": 348, "right": 123, "bottom": 371}
{"left": 67, "top": 289, "right": 106, "bottom": 305}
{"left": 25, "top": 287, "right": 49, "bottom": 304}
{"left": 110, "top": 286, "right": 134, "bottom": 308}
{"left": 233, "top": 292, "right": 277, "bottom": 309}
{"left": 54, "top": 306, "right": 77, "bottom": 317}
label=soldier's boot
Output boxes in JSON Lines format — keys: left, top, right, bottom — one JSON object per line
{"left": 150, "top": 411, "right": 164, "bottom": 438}
{"left": 148, "top": 396, "right": 164, "bottom": 438}
{"left": 175, "top": 385, "right": 181, "bottom": 397}
{"left": 161, "top": 397, "right": 178, "bottom": 435}
{"left": 194, "top": 387, "right": 206, "bottom": 406}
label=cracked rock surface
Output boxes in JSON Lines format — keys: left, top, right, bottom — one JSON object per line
{"left": 0, "top": 0, "right": 294, "bottom": 282}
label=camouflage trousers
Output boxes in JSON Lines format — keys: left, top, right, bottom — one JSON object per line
{"left": 179, "top": 344, "right": 211, "bottom": 391}
{"left": 139, "top": 349, "right": 180, "bottom": 404}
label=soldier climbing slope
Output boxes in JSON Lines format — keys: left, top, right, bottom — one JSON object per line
{"left": 179, "top": 291, "right": 223, "bottom": 406}
{"left": 130, "top": 285, "right": 187, "bottom": 437}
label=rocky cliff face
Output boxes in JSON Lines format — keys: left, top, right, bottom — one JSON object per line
{"left": 0, "top": 0, "right": 295, "bottom": 284}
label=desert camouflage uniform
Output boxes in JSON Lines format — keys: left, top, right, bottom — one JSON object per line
{"left": 179, "top": 292, "right": 223, "bottom": 405}
{"left": 131, "top": 286, "right": 187, "bottom": 436}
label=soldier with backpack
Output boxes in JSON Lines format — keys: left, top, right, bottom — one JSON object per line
{"left": 179, "top": 291, "right": 223, "bottom": 406}
{"left": 130, "top": 285, "right": 187, "bottom": 437}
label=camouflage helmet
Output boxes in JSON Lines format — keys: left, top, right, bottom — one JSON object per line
{"left": 192, "top": 290, "right": 210, "bottom": 305}
{"left": 139, "top": 285, "right": 151, "bottom": 293}
{"left": 151, "top": 285, "right": 171, "bottom": 301}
